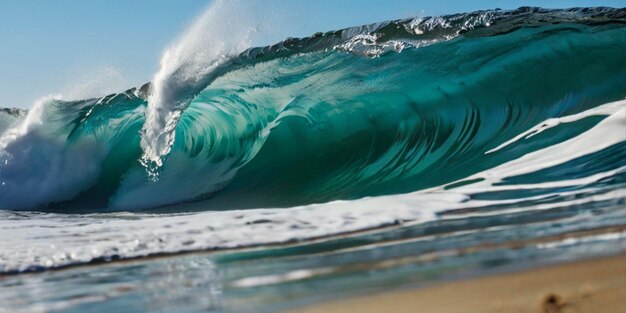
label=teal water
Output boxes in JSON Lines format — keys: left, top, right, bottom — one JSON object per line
{"left": 0, "top": 7, "right": 625, "bottom": 313}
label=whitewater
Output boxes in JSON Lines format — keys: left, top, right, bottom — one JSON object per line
{"left": 0, "top": 4, "right": 625, "bottom": 313}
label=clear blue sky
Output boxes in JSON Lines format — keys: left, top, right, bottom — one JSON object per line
{"left": 1, "top": 0, "right": 623, "bottom": 108}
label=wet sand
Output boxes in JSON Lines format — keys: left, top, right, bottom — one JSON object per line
{"left": 288, "top": 254, "right": 625, "bottom": 313}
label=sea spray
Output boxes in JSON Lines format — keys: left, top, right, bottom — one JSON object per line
{"left": 140, "top": 0, "right": 265, "bottom": 178}
{"left": 0, "top": 96, "right": 105, "bottom": 208}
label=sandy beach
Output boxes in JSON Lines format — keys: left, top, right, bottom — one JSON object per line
{"left": 288, "top": 254, "right": 626, "bottom": 313}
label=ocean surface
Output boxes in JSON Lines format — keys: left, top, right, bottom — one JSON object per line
{"left": 1, "top": 6, "right": 625, "bottom": 313}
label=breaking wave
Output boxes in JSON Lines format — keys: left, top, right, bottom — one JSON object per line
{"left": 0, "top": 6, "right": 625, "bottom": 213}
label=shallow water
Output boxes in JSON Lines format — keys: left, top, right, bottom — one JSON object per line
{"left": 1, "top": 6, "right": 625, "bottom": 313}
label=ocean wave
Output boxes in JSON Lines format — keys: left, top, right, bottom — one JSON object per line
{"left": 0, "top": 7, "right": 625, "bottom": 212}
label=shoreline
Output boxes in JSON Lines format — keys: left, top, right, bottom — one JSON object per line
{"left": 287, "top": 254, "right": 626, "bottom": 313}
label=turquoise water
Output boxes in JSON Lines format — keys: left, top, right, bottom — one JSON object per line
{"left": 0, "top": 7, "right": 625, "bottom": 312}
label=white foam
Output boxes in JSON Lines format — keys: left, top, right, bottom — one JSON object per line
{"left": 486, "top": 99, "right": 624, "bottom": 154}
{"left": 471, "top": 100, "right": 626, "bottom": 182}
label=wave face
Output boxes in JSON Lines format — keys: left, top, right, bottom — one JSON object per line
{"left": 0, "top": 7, "right": 625, "bottom": 212}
